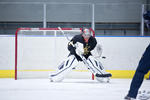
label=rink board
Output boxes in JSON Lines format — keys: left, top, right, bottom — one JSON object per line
{"left": 0, "top": 36, "right": 150, "bottom": 79}
{"left": 0, "top": 70, "right": 149, "bottom": 79}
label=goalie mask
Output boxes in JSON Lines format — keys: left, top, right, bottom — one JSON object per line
{"left": 82, "top": 28, "right": 91, "bottom": 38}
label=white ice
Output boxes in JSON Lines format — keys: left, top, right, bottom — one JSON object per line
{"left": 0, "top": 78, "right": 149, "bottom": 100}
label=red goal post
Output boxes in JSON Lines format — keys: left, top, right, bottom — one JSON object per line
{"left": 15, "top": 28, "right": 95, "bottom": 80}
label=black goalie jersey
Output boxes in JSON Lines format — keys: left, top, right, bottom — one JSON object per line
{"left": 68, "top": 34, "right": 97, "bottom": 61}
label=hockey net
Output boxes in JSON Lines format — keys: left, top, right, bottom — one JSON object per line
{"left": 15, "top": 28, "right": 95, "bottom": 80}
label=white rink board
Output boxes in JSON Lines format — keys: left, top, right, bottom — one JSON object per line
{"left": 96, "top": 37, "right": 150, "bottom": 70}
{"left": 17, "top": 36, "right": 150, "bottom": 70}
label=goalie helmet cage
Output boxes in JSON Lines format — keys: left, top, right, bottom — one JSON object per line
{"left": 15, "top": 28, "right": 95, "bottom": 80}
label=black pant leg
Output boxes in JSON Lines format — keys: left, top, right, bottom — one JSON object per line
{"left": 127, "top": 44, "right": 150, "bottom": 98}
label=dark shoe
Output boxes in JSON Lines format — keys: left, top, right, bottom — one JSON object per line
{"left": 124, "top": 96, "right": 135, "bottom": 100}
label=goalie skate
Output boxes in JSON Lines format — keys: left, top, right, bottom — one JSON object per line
{"left": 49, "top": 73, "right": 64, "bottom": 82}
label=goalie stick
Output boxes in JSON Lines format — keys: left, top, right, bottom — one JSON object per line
{"left": 58, "top": 27, "right": 71, "bottom": 41}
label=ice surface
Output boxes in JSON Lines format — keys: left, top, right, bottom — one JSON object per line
{"left": 0, "top": 79, "right": 149, "bottom": 100}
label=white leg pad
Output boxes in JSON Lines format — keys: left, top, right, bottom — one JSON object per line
{"left": 49, "top": 55, "right": 78, "bottom": 82}
{"left": 86, "top": 56, "right": 105, "bottom": 74}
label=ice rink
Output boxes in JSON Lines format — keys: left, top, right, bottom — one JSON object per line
{"left": 0, "top": 78, "right": 149, "bottom": 100}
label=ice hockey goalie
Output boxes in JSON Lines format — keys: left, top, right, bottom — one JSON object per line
{"left": 49, "top": 27, "right": 112, "bottom": 82}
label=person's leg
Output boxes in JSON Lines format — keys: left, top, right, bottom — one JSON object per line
{"left": 127, "top": 45, "right": 150, "bottom": 98}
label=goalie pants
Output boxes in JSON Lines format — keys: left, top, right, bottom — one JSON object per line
{"left": 127, "top": 44, "right": 150, "bottom": 98}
